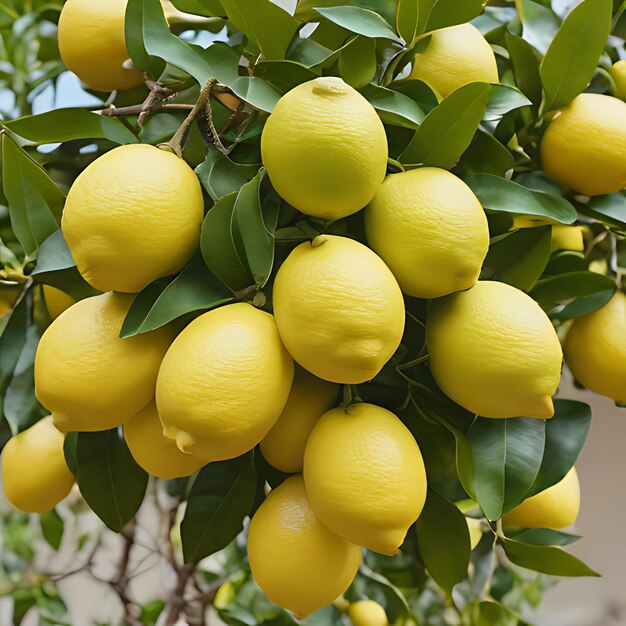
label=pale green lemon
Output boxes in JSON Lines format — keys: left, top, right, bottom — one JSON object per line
{"left": 365, "top": 167, "right": 489, "bottom": 299}
{"left": 248, "top": 475, "right": 362, "bottom": 620}
{"left": 273, "top": 235, "right": 405, "bottom": 385}
{"left": 156, "top": 303, "right": 294, "bottom": 461}
{"left": 426, "top": 281, "right": 563, "bottom": 418}
{"left": 261, "top": 77, "right": 387, "bottom": 220}
{"left": 610, "top": 60, "right": 626, "bottom": 101}
{"left": 347, "top": 600, "right": 389, "bottom": 626}
{"left": 260, "top": 366, "right": 338, "bottom": 473}
{"left": 304, "top": 403, "right": 427, "bottom": 555}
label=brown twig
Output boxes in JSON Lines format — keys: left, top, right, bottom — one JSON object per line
{"left": 100, "top": 80, "right": 174, "bottom": 128}
{"left": 112, "top": 522, "right": 143, "bottom": 626}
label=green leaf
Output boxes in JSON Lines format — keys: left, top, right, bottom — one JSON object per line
{"left": 40, "top": 509, "right": 64, "bottom": 551}
{"left": 361, "top": 84, "right": 425, "bottom": 129}
{"left": 415, "top": 488, "right": 471, "bottom": 592}
{"left": 500, "top": 538, "right": 599, "bottom": 577}
{"left": 540, "top": 0, "right": 612, "bottom": 111}
{"left": 465, "top": 174, "right": 577, "bottom": 224}
{"left": 181, "top": 452, "right": 257, "bottom": 563}
{"left": 315, "top": 6, "right": 402, "bottom": 41}
{"left": 518, "top": 0, "right": 561, "bottom": 55}
{"left": 396, "top": 0, "right": 419, "bottom": 45}
{"left": 467, "top": 417, "right": 546, "bottom": 521}
{"left": 527, "top": 399, "right": 591, "bottom": 497}
{"left": 469, "top": 601, "right": 519, "bottom": 626}
{"left": 484, "top": 227, "right": 552, "bottom": 292}
{"left": 1, "top": 134, "right": 64, "bottom": 260}
{"left": 583, "top": 192, "right": 626, "bottom": 230}
{"left": 76, "top": 429, "right": 148, "bottom": 532}
{"left": 219, "top": 0, "right": 299, "bottom": 60}
{"left": 484, "top": 85, "right": 532, "bottom": 122}
{"left": 505, "top": 32, "right": 542, "bottom": 105}
{"left": 416, "top": 0, "right": 485, "bottom": 34}
{"left": 5, "top": 110, "right": 138, "bottom": 145}
{"left": 462, "top": 130, "right": 516, "bottom": 177}
{"left": 507, "top": 527, "right": 581, "bottom": 547}
{"left": 169, "top": 0, "right": 225, "bottom": 17}
{"left": 195, "top": 145, "right": 249, "bottom": 202}
{"left": 259, "top": 60, "right": 319, "bottom": 93}
{"left": 201, "top": 192, "right": 254, "bottom": 292}
{"left": 400, "top": 82, "right": 490, "bottom": 168}
{"left": 125, "top": 0, "right": 167, "bottom": 77}
{"left": 296, "top": 0, "right": 398, "bottom": 26}
{"left": 120, "top": 253, "right": 233, "bottom": 337}
{"left": 338, "top": 36, "right": 377, "bottom": 89}
{"left": 63, "top": 432, "right": 78, "bottom": 476}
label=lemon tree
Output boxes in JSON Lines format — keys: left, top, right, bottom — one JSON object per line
{"left": 0, "top": 0, "right": 626, "bottom": 624}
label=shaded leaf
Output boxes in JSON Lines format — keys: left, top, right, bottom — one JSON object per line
{"left": 583, "top": 192, "right": 626, "bottom": 231}
{"left": 505, "top": 32, "right": 542, "bottom": 105}
{"left": 361, "top": 84, "right": 425, "bottom": 129}
{"left": 518, "top": 0, "right": 561, "bottom": 55}
{"left": 396, "top": 0, "right": 419, "bottom": 45}
{"left": 315, "top": 6, "right": 402, "bottom": 41}
{"left": 195, "top": 145, "right": 249, "bottom": 202}
{"left": 484, "top": 85, "right": 532, "bottom": 122}
{"left": 507, "top": 527, "right": 581, "bottom": 547}
{"left": 40, "top": 508, "right": 64, "bottom": 551}
{"left": 463, "top": 130, "right": 516, "bottom": 177}
{"left": 417, "top": 0, "right": 485, "bottom": 34}
{"left": 338, "top": 36, "right": 377, "bottom": 89}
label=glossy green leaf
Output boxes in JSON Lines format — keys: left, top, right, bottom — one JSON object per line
{"left": 76, "top": 429, "right": 149, "bottom": 532}
{"left": 540, "top": 0, "right": 612, "bottom": 111}
{"left": 181, "top": 452, "right": 257, "bottom": 563}
{"left": 463, "top": 130, "right": 516, "bottom": 176}
{"left": 505, "top": 32, "right": 542, "bottom": 105}
{"left": 125, "top": 0, "right": 167, "bottom": 77}
{"left": 195, "top": 145, "right": 249, "bottom": 202}
{"left": 465, "top": 174, "right": 577, "bottom": 224}
{"left": 396, "top": 0, "right": 419, "bottom": 45}
{"left": 259, "top": 60, "right": 319, "bottom": 93}
{"left": 416, "top": 0, "right": 485, "bottom": 34}
{"left": 416, "top": 488, "right": 471, "bottom": 592}
{"left": 518, "top": 0, "right": 561, "bottom": 55}
{"left": 583, "top": 192, "right": 626, "bottom": 230}
{"left": 545, "top": 251, "right": 587, "bottom": 275}
{"left": 361, "top": 84, "right": 425, "bottom": 129}
{"left": 296, "top": 0, "right": 398, "bottom": 26}
{"left": 40, "top": 508, "right": 64, "bottom": 551}
{"left": 168, "top": 0, "right": 225, "bottom": 16}
{"left": 507, "top": 527, "right": 581, "bottom": 547}
{"left": 63, "top": 432, "right": 78, "bottom": 476}
{"left": 501, "top": 538, "right": 599, "bottom": 577}
{"left": 338, "top": 36, "right": 377, "bottom": 89}
{"left": 400, "top": 82, "right": 490, "bottom": 168}
{"left": 484, "top": 85, "right": 532, "bottom": 122}
{"left": 315, "top": 6, "right": 402, "bottom": 41}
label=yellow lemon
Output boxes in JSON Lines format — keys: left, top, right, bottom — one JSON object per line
{"left": 62, "top": 144, "right": 204, "bottom": 293}
{"left": 43, "top": 285, "right": 76, "bottom": 320}
{"left": 260, "top": 366, "right": 338, "bottom": 473}
{"left": 273, "top": 235, "right": 405, "bottom": 384}
{"left": 347, "top": 600, "right": 389, "bottom": 626}
{"left": 564, "top": 291, "right": 626, "bottom": 403}
{"left": 365, "top": 167, "right": 489, "bottom": 299}
{"left": 610, "top": 60, "right": 626, "bottom": 101}
{"left": 409, "top": 24, "right": 498, "bottom": 98}
{"left": 426, "top": 281, "right": 562, "bottom": 419}
{"left": 503, "top": 467, "right": 580, "bottom": 529}
{"left": 551, "top": 225, "right": 585, "bottom": 252}
{"left": 541, "top": 94, "right": 626, "bottom": 197}
{"left": 124, "top": 402, "right": 209, "bottom": 479}
{"left": 1, "top": 416, "right": 74, "bottom": 513}
{"left": 58, "top": 0, "right": 143, "bottom": 92}
{"left": 261, "top": 77, "right": 387, "bottom": 220}
{"left": 248, "top": 475, "right": 361, "bottom": 620}
{"left": 156, "top": 303, "right": 294, "bottom": 461}
{"left": 467, "top": 518, "right": 483, "bottom": 550}
{"left": 35, "top": 292, "right": 174, "bottom": 432}
{"left": 304, "top": 403, "right": 427, "bottom": 555}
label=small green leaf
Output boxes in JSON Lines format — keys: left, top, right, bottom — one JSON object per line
{"left": 469, "top": 601, "right": 519, "bottom": 626}
{"left": 465, "top": 174, "right": 577, "bottom": 224}
{"left": 181, "top": 452, "right": 257, "bottom": 563}
{"left": 463, "top": 130, "right": 516, "bottom": 177}
{"left": 296, "top": 0, "right": 398, "bottom": 26}
{"left": 501, "top": 538, "right": 599, "bottom": 577}
{"left": 40, "top": 509, "right": 64, "bottom": 551}
{"left": 507, "top": 527, "right": 581, "bottom": 547}
{"left": 416, "top": 488, "right": 471, "bottom": 592}
{"left": 400, "top": 82, "right": 490, "bottom": 168}
{"left": 76, "top": 429, "right": 148, "bottom": 532}
{"left": 338, "top": 36, "right": 377, "bottom": 89}
{"left": 361, "top": 84, "right": 425, "bottom": 129}
{"left": 396, "top": 0, "right": 419, "bottom": 45}
{"left": 126, "top": 0, "right": 166, "bottom": 77}
{"left": 195, "top": 145, "right": 249, "bottom": 202}
{"left": 416, "top": 0, "right": 485, "bottom": 34}
{"left": 540, "top": 0, "right": 612, "bottom": 111}
{"left": 315, "top": 6, "right": 402, "bottom": 41}
{"left": 583, "top": 192, "right": 626, "bottom": 231}
{"left": 168, "top": 0, "right": 224, "bottom": 16}
{"left": 505, "top": 32, "right": 542, "bottom": 105}
{"left": 484, "top": 85, "right": 532, "bottom": 122}
{"left": 518, "top": 0, "right": 561, "bottom": 55}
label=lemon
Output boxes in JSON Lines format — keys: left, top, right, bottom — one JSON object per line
{"left": 541, "top": 94, "right": 626, "bottom": 197}
{"left": 365, "top": 167, "right": 489, "bottom": 299}
{"left": 1, "top": 416, "right": 74, "bottom": 513}
{"left": 610, "top": 60, "right": 626, "bottom": 101}
{"left": 62, "top": 144, "right": 204, "bottom": 293}
{"left": 124, "top": 402, "right": 209, "bottom": 479}
{"left": 347, "top": 600, "right": 389, "bottom": 626}
{"left": 156, "top": 303, "right": 293, "bottom": 461}
{"left": 43, "top": 285, "right": 76, "bottom": 320}
{"left": 35, "top": 292, "right": 174, "bottom": 432}
{"left": 503, "top": 467, "right": 580, "bottom": 529}
{"left": 304, "top": 402, "right": 427, "bottom": 555}
{"left": 261, "top": 77, "right": 387, "bottom": 220}
{"left": 273, "top": 235, "right": 405, "bottom": 384}
{"left": 409, "top": 24, "right": 498, "bottom": 98}
{"left": 260, "top": 366, "right": 338, "bottom": 473}
{"left": 551, "top": 225, "right": 585, "bottom": 252}
{"left": 248, "top": 475, "right": 361, "bottom": 620}
{"left": 426, "top": 281, "right": 562, "bottom": 419}
{"left": 564, "top": 291, "right": 626, "bottom": 403}
{"left": 467, "top": 518, "right": 483, "bottom": 550}
{"left": 58, "top": 0, "right": 143, "bottom": 92}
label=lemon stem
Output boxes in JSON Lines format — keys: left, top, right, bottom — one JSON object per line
{"left": 597, "top": 67, "right": 618, "bottom": 98}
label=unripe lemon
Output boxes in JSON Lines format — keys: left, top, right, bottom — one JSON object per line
{"left": 541, "top": 94, "right": 626, "bottom": 197}
{"left": 156, "top": 303, "right": 294, "bottom": 461}
{"left": 610, "top": 60, "right": 626, "bottom": 101}
{"left": 260, "top": 367, "right": 338, "bottom": 473}
{"left": 426, "top": 281, "right": 562, "bottom": 419}
{"left": 58, "top": 0, "right": 143, "bottom": 92}
{"left": 409, "top": 24, "right": 498, "bottom": 98}
{"left": 551, "top": 225, "right": 585, "bottom": 252}
{"left": 62, "top": 144, "right": 204, "bottom": 293}
{"left": 43, "top": 285, "right": 76, "bottom": 320}
{"left": 248, "top": 475, "right": 361, "bottom": 620}
{"left": 304, "top": 403, "right": 427, "bottom": 555}
{"left": 35, "top": 292, "right": 174, "bottom": 432}
{"left": 273, "top": 235, "right": 405, "bottom": 384}
{"left": 503, "top": 467, "right": 580, "bottom": 529}
{"left": 124, "top": 402, "right": 209, "bottom": 479}
{"left": 564, "top": 291, "right": 626, "bottom": 403}
{"left": 347, "top": 600, "right": 389, "bottom": 626}
{"left": 365, "top": 168, "right": 489, "bottom": 299}
{"left": 261, "top": 77, "right": 387, "bottom": 220}
{"left": 1, "top": 416, "right": 74, "bottom": 513}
